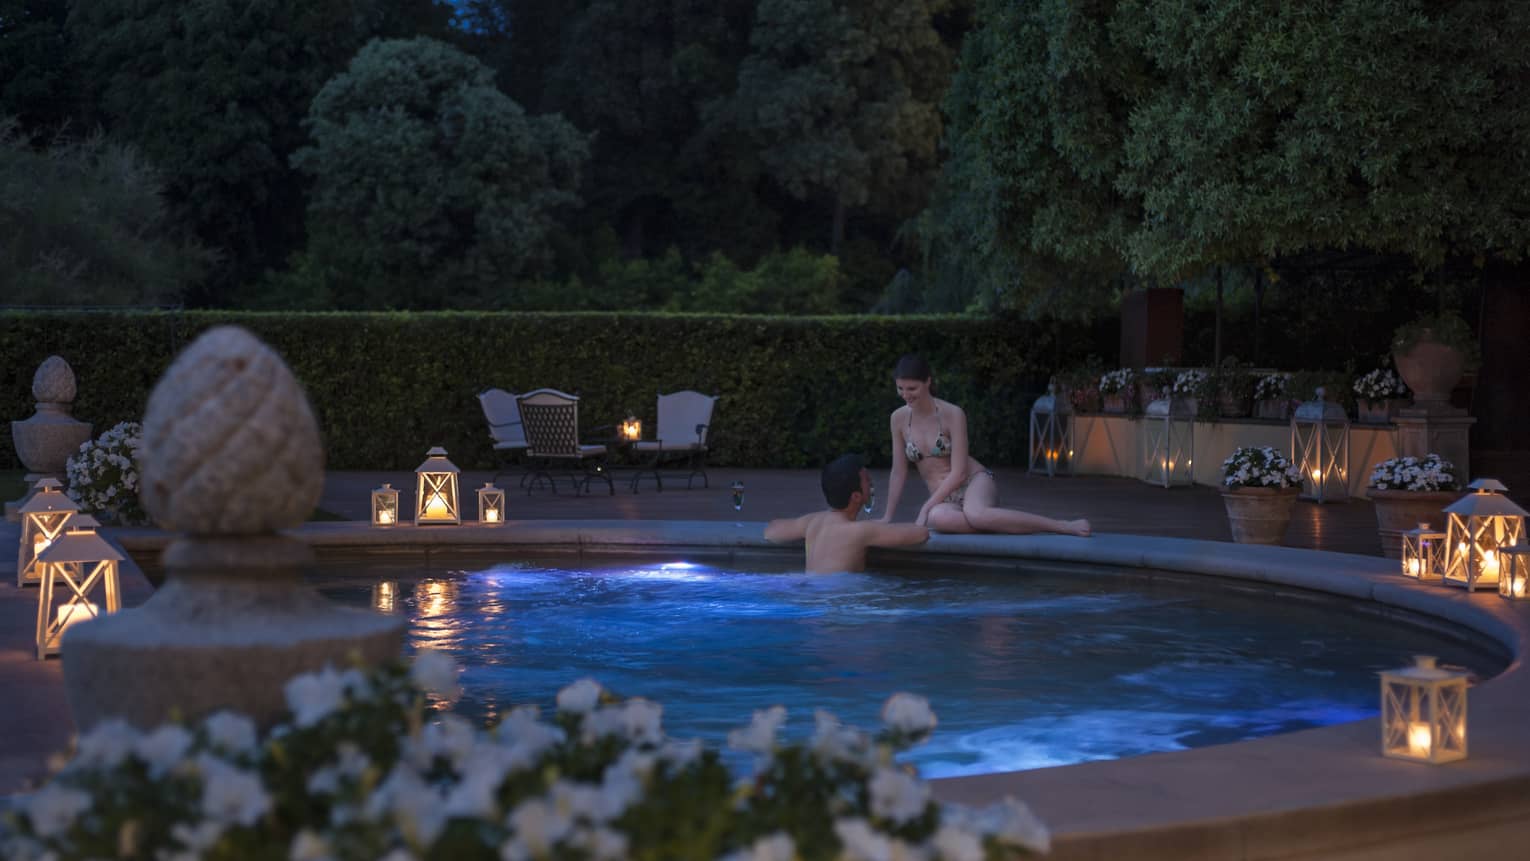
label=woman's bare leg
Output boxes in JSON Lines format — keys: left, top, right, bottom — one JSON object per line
{"left": 961, "top": 474, "right": 1091, "bottom": 537}
{"left": 925, "top": 503, "right": 978, "bottom": 533}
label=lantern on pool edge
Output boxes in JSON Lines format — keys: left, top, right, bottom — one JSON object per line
{"left": 17, "top": 477, "right": 79, "bottom": 587}
{"left": 415, "top": 446, "right": 461, "bottom": 525}
{"left": 1140, "top": 395, "right": 1194, "bottom": 488}
{"left": 1497, "top": 544, "right": 1530, "bottom": 601}
{"left": 1380, "top": 655, "right": 1468, "bottom": 764}
{"left": 1028, "top": 383, "right": 1073, "bottom": 478}
{"left": 477, "top": 482, "right": 506, "bottom": 524}
{"left": 34, "top": 514, "right": 122, "bottom": 660}
{"left": 1442, "top": 478, "right": 1526, "bottom": 592}
{"left": 1290, "top": 387, "right": 1349, "bottom": 503}
{"left": 621, "top": 415, "right": 643, "bottom": 442}
{"left": 1400, "top": 522, "right": 1446, "bottom": 582}
{"left": 371, "top": 483, "right": 399, "bottom": 527}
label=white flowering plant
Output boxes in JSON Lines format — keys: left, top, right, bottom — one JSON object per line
{"left": 1171, "top": 369, "right": 1209, "bottom": 398}
{"left": 1353, "top": 369, "right": 1409, "bottom": 401}
{"left": 2, "top": 653, "right": 1049, "bottom": 861}
{"left": 1222, "top": 446, "right": 1302, "bottom": 489}
{"left": 1368, "top": 454, "right": 1458, "bottom": 492}
{"left": 64, "top": 421, "right": 148, "bottom": 526}
{"left": 1097, "top": 368, "right": 1135, "bottom": 396}
{"left": 1253, "top": 373, "right": 1291, "bottom": 402}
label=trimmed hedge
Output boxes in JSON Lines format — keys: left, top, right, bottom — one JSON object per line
{"left": 1, "top": 311, "right": 1103, "bottom": 471}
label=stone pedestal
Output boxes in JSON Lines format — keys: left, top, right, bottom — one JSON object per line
{"left": 7, "top": 357, "right": 92, "bottom": 521}
{"left": 1395, "top": 407, "right": 1476, "bottom": 484}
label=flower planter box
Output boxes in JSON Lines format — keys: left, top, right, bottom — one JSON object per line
{"left": 1356, "top": 398, "right": 1407, "bottom": 425}
{"left": 1254, "top": 399, "right": 1290, "bottom": 421}
{"left": 1367, "top": 488, "right": 1461, "bottom": 559}
{"left": 1102, "top": 393, "right": 1130, "bottom": 414}
{"left": 1219, "top": 392, "right": 1250, "bottom": 418}
{"left": 1221, "top": 485, "right": 1300, "bottom": 545}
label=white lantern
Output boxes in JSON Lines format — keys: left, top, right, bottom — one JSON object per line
{"left": 1400, "top": 522, "right": 1446, "bottom": 582}
{"left": 371, "top": 483, "right": 399, "bottom": 527}
{"left": 1380, "top": 655, "right": 1468, "bottom": 764}
{"left": 17, "top": 477, "right": 79, "bottom": 587}
{"left": 414, "top": 446, "right": 461, "bottom": 525}
{"left": 1442, "top": 479, "right": 1526, "bottom": 592}
{"left": 1290, "top": 387, "right": 1349, "bottom": 502}
{"left": 477, "top": 482, "right": 506, "bottom": 524}
{"left": 620, "top": 415, "right": 643, "bottom": 441}
{"left": 1028, "top": 383, "right": 1073, "bottom": 478}
{"left": 1497, "top": 543, "right": 1530, "bottom": 601}
{"left": 34, "top": 514, "right": 122, "bottom": 660}
{"left": 1140, "top": 396, "right": 1194, "bottom": 487}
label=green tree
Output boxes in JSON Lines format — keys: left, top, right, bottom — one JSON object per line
{"left": 0, "top": 120, "right": 211, "bottom": 305}
{"left": 65, "top": 0, "right": 452, "bottom": 301}
{"left": 287, "top": 37, "right": 590, "bottom": 310}
{"left": 0, "top": 0, "right": 79, "bottom": 131}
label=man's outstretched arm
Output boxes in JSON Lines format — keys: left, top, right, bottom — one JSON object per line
{"left": 865, "top": 522, "right": 929, "bottom": 548}
{"left": 764, "top": 514, "right": 810, "bottom": 543}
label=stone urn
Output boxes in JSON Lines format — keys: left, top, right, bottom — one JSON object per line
{"left": 8, "top": 356, "right": 93, "bottom": 520}
{"left": 1102, "top": 393, "right": 1130, "bottom": 414}
{"left": 1393, "top": 332, "right": 1465, "bottom": 410}
{"left": 1221, "top": 485, "right": 1300, "bottom": 545}
{"left": 1367, "top": 488, "right": 1461, "bottom": 559}
{"left": 62, "top": 326, "right": 404, "bottom": 730}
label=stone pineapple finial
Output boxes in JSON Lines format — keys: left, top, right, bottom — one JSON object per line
{"left": 138, "top": 326, "right": 325, "bottom": 535}
{"left": 32, "top": 355, "right": 78, "bottom": 406}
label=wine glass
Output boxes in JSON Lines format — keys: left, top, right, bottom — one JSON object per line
{"left": 863, "top": 478, "right": 876, "bottom": 515}
{"left": 730, "top": 480, "right": 745, "bottom": 512}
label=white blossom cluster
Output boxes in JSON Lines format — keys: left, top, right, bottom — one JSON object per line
{"left": 63, "top": 421, "right": 147, "bottom": 525}
{"left": 1097, "top": 368, "right": 1135, "bottom": 395}
{"left": 1171, "top": 369, "right": 1209, "bottom": 397}
{"left": 1353, "top": 368, "right": 1409, "bottom": 401}
{"left": 3, "top": 653, "right": 1049, "bottom": 861}
{"left": 1222, "top": 446, "right": 1302, "bottom": 489}
{"left": 1253, "top": 373, "right": 1291, "bottom": 402}
{"left": 1368, "top": 454, "right": 1458, "bottom": 492}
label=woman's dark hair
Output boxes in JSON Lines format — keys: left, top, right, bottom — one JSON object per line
{"left": 894, "top": 354, "right": 933, "bottom": 383}
{"left": 821, "top": 453, "right": 865, "bottom": 509}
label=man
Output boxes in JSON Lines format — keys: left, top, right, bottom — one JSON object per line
{"left": 764, "top": 453, "right": 929, "bottom": 573}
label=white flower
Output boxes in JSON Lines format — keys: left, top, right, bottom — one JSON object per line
{"left": 170, "top": 820, "right": 226, "bottom": 853}
{"left": 869, "top": 767, "right": 930, "bottom": 824}
{"left": 963, "top": 797, "right": 1051, "bottom": 855}
{"left": 582, "top": 698, "right": 664, "bottom": 744}
{"left": 369, "top": 766, "right": 447, "bottom": 849}
{"left": 728, "top": 705, "right": 786, "bottom": 755}
{"left": 811, "top": 709, "right": 862, "bottom": 764}
{"left": 660, "top": 737, "right": 702, "bottom": 769}
{"left": 289, "top": 830, "right": 333, "bottom": 861}
{"left": 507, "top": 797, "right": 574, "bottom": 855}
{"left": 881, "top": 693, "right": 937, "bottom": 736}
{"left": 721, "top": 832, "right": 796, "bottom": 861}
{"left": 135, "top": 725, "right": 194, "bottom": 776}
{"left": 834, "top": 819, "right": 927, "bottom": 861}
{"left": 556, "top": 678, "right": 603, "bottom": 714}
{"left": 202, "top": 711, "right": 258, "bottom": 755}
{"left": 411, "top": 649, "right": 461, "bottom": 702}
{"left": 71, "top": 718, "right": 141, "bottom": 770}
{"left": 283, "top": 666, "right": 365, "bottom": 728}
{"left": 495, "top": 705, "right": 565, "bottom": 755}
{"left": 929, "top": 824, "right": 984, "bottom": 861}
{"left": 568, "top": 826, "right": 628, "bottom": 860}
{"left": 378, "top": 851, "right": 419, "bottom": 861}
{"left": 197, "top": 755, "right": 271, "bottom": 827}
{"left": 22, "top": 784, "right": 92, "bottom": 838}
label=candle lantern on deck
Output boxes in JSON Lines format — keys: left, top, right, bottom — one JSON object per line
{"left": 1140, "top": 395, "right": 1194, "bottom": 488}
{"left": 371, "top": 483, "right": 399, "bottom": 527}
{"left": 477, "top": 482, "right": 506, "bottom": 524}
{"left": 620, "top": 415, "right": 643, "bottom": 442}
{"left": 1380, "top": 655, "right": 1468, "bottom": 764}
{"left": 414, "top": 446, "right": 461, "bottom": 525}
{"left": 1290, "top": 387, "right": 1350, "bottom": 503}
{"left": 1442, "top": 479, "right": 1526, "bottom": 592}
{"left": 1499, "top": 544, "right": 1530, "bottom": 601}
{"left": 34, "top": 514, "right": 122, "bottom": 660}
{"left": 1400, "top": 522, "right": 1446, "bottom": 583}
{"left": 17, "top": 478, "right": 79, "bottom": 587}
{"left": 1028, "top": 383, "right": 1073, "bottom": 478}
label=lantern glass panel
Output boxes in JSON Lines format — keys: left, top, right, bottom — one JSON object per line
{"left": 1028, "top": 390, "right": 1073, "bottom": 477}
{"left": 1290, "top": 392, "right": 1350, "bottom": 502}
{"left": 1140, "top": 397, "right": 1194, "bottom": 487}
{"left": 621, "top": 416, "right": 642, "bottom": 441}
{"left": 478, "top": 483, "right": 506, "bottom": 524}
{"left": 17, "top": 479, "right": 79, "bottom": 587}
{"left": 1498, "top": 544, "right": 1530, "bottom": 600}
{"left": 1379, "top": 656, "right": 1468, "bottom": 764}
{"left": 34, "top": 518, "right": 122, "bottom": 660}
{"left": 371, "top": 483, "right": 399, "bottom": 527}
{"left": 415, "top": 447, "right": 461, "bottom": 525}
{"left": 1401, "top": 523, "right": 1446, "bottom": 582}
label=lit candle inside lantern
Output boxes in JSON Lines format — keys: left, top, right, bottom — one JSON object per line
{"left": 1515, "top": 578, "right": 1527, "bottom": 598}
{"left": 1482, "top": 549, "right": 1500, "bottom": 577}
{"left": 377, "top": 509, "right": 395, "bottom": 525}
{"left": 424, "top": 494, "right": 449, "bottom": 518}
{"left": 485, "top": 509, "right": 500, "bottom": 523}
{"left": 1311, "top": 468, "right": 1322, "bottom": 482}
{"left": 1407, "top": 558, "right": 1422, "bottom": 577}
{"left": 1408, "top": 721, "right": 1432, "bottom": 758}
{"left": 34, "top": 534, "right": 51, "bottom": 555}
{"left": 56, "top": 601, "right": 99, "bottom": 631}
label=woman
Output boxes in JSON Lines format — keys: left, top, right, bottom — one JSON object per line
{"left": 877, "top": 355, "right": 1092, "bottom": 536}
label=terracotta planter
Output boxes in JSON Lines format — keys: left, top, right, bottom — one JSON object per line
{"left": 1393, "top": 334, "right": 1465, "bottom": 408}
{"left": 1219, "top": 391, "right": 1250, "bottom": 418}
{"left": 1254, "top": 399, "right": 1289, "bottom": 421}
{"left": 1367, "top": 487, "right": 1461, "bottom": 559}
{"left": 1356, "top": 398, "right": 1406, "bottom": 424}
{"left": 1102, "top": 393, "right": 1130, "bottom": 414}
{"left": 1220, "top": 485, "right": 1300, "bottom": 545}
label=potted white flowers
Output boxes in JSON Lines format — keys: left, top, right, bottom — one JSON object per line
{"left": 1252, "top": 373, "right": 1292, "bottom": 420}
{"left": 1172, "top": 369, "right": 1209, "bottom": 415}
{"left": 1352, "top": 368, "right": 1410, "bottom": 424}
{"left": 1098, "top": 368, "right": 1136, "bottom": 414}
{"left": 1220, "top": 446, "right": 1303, "bottom": 545}
{"left": 63, "top": 421, "right": 149, "bottom": 526}
{"left": 1367, "top": 454, "right": 1461, "bottom": 559}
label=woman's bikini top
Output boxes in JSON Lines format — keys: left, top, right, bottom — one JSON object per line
{"left": 904, "top": 405, "right": 952, "bottom": 462}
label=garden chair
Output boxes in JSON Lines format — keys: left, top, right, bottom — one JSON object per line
{"left": 516, "top": 388, "right": 614, "bottom": 495}
{"left": 629, "top": 390, "right": 719, "bottom": 492}
{"left": 478, "top": 388, "right": 530, "bottom": 486}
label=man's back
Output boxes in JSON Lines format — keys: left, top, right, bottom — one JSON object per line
{"left": 772, "top": 510, "right": 928, "bottom": 574}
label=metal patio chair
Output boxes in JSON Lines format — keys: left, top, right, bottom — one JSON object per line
{"left": 478, "top": 388, "right": 530, "bottom": 486}
{"left": 629, "top": 390, "right": 719, "bottom": 492}
{"left": 516, "top": 388, "right": 614, "bottom": 495}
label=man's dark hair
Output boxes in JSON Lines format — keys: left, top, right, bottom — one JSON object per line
{"left": 821, "top": 453, "right": 865, "bottom": 509}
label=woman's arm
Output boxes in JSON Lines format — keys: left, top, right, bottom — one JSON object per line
{"left": 878, "top": 410, "right": 910, "bottom": 522}
{"left": 916, "top": 404, "right": 972, "bottom": 525}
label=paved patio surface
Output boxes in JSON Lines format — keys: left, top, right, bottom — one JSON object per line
{"left": 0, "top": 468, "right": 1392, "bottom": 795}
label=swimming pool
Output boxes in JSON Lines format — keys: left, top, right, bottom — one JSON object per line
{"left": 311, "top": 553, "right": 1504, "bottom": 778}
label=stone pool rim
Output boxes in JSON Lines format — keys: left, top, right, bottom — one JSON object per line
{"left": 113, "top": 520, "right": 1530, "bottom": 861}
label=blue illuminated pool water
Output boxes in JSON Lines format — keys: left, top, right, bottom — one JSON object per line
{"left": 314, "top": 556, "right": 1502, "bottom": 778}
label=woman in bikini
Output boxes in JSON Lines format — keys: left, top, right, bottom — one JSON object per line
{"left": 877, "top": 355, "right": 1092, "bottom": 537}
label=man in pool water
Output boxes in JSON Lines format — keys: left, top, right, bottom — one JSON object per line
{"left": 764, "top": 453, "right": 929, "bottom": 573}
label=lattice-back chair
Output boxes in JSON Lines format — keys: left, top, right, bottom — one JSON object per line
{"left": 478, "top": 388, "right": 530, "bottom": 486}
{"left": 516, "top": 388, "right": 613, "bottom": 495}
{"left": 630, "top": 391, "right": 719, "bottom": 492}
